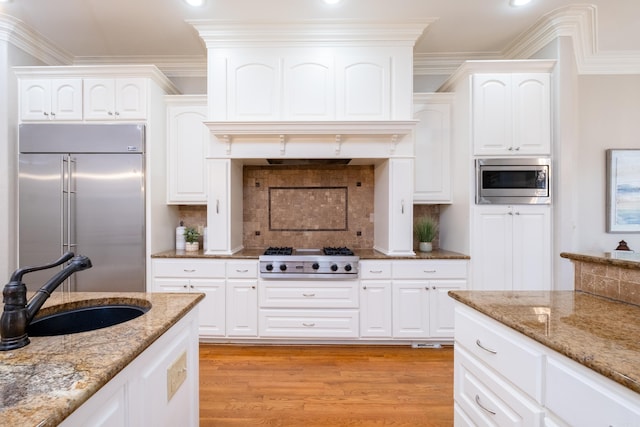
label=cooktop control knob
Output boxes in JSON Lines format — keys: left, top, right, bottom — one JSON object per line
{"left": 344, "top": 264, "right": 352, "bottom": 272}
{"left": 266, "top": 264, "right": 273, "bottom": 271}
{"left": 312, "top": 262, "right": 320, "bottom": 270}
{"left": 279, "top": 264, "right": 287, "bottom": 271}
{"left": 330, "top": 264, "right": 338, "bottom": 272}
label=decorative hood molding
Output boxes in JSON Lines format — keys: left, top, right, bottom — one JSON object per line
{"left": 189, "top": 19, "right": 436, "bottom": 49}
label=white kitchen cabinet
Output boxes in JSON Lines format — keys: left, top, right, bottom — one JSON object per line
{"left": 391, "top": 260, "right": 467, "bottom": 339}
{"left": 454, "top": 302, "right": 640, "bottom": 427}
{"left": 152, "top": 259, "right": 226, "bottom": 337}
{"left": 545, "top": 355, "right": 640, "bottom": 427}
{"left": 209, "top": 51, "right": 401, "bottom": 121}
{"left": 226, "top": 261, "right": 259, "bottom": 337}
{"left": 413, "top": 93, "right": 452, "bottom": 203}
{"left": 60, "top": 307, "right": 200, "bottom": 427}
{"left": 83, "top": 78, "right": 147, "bottom": 120}
{"left": 472, "top": 73, "right": 550, "bottom": 156}
{"left": 19, "top": 78, "right": 83, "bottom": 121}
{"left": 258, "top": 280, "right": 360, "bottom": 338}
{"left": 374, "top": 158, "right": 414, "bottom": 255}
{"left": 166, "top": 95, "right": 208, "bottom": 204}
{"left": 472, "top": 205, "right": 551, "bottom": 291}
{"left": 358, "top": 260, "right": 392, "bottom": 338}
{"left": 206, "top": 159, "right": 244, "bottom": 254}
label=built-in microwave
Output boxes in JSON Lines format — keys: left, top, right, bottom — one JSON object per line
{"left": 476, "top": 158, "right": 551, "bottom": 204}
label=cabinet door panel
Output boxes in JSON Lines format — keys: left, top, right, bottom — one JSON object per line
{"left": 51, "top": 79, "right": 83, "bottom": 120}
{"left": 20, "top": 79, "right": 51, "bottom": 120}
{"left": 228, "top": 57, "right": 281, "bottom": 120}
{"left": 191, "top": 279, "right": 226, "bottom": 337}
{"left": 226, "top": 280, "right": 258, "bottom": 337}
{"left": 472, "top": 206, "right": 513, "bottom": 290}
{"left": 472, "top": 74, "right": 511, "bottom": 155}
{"left": 429, "top": 280, "right": 465, "bottom": 338}
{"left": 116, "top": 78, "right": 147, "bottom": 119}
{"left": 360, "top": 281, "right": 392, "bottom": 338}
{"left": 84, "top": 78, "right": 115, "bottom": 119}
{"left": 337, "top": 57, "right": 390, "bottom": 120}
{"left": 512, "top": 73, "right": 551, "bottom": 154}
{"left": 392, "top": 281, "right": 428, "bottom": 338}
{"left": 284, "top": 58, "right": 335, "bottom": 119}
{"left": 512, "top": 206, "right": 551, "bottom": 291}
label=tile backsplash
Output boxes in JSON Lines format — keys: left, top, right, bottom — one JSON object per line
{"left": 243, "top": 165, "right": 374, "bottom": 249}
{"left": 177, "top": 166, "right": 442, "bottom": 251}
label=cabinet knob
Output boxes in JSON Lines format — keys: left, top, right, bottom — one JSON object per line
{"left": 50, "top": 112, "right": 56, "bottom": 117}
{"left": 43, "top": 112, "right": 49, "bottom": 116}
{"left": 514, "top": 147, "right": 520, "bottom": 151}
{"left": 251, "top": 286, "right": 256, "bottom": 289}
{"left": 362, "top": 286, "right": 367, "bottom": 290}
{"left": 108, "top": 111, "right": 114, "bottom": 116}
{"left": 114, "top": 111, "right": 120, "bottom": 116}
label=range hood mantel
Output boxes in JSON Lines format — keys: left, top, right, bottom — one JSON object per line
{"left": 205, "top": 120, "right": 418, "bottom": 156}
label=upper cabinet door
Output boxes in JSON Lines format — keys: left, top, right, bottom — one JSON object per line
{"left": 84, "top": 78, "right": 147, "bottom": 120}
{"left": 283, "top": 57, "right": 335, "bottom": 120}
{"left": 512, "top": 73, "right": 551, "bottom": 155}
{"left": 413, "top": 96, "right": 452, "bottom": 203}
{"left": 228, "top": 57, "right": 281, "bottom": 121}
{"left": 473, "top": 73, "right": 550, "bottom": 156}
{"left": 20, "top": 79, "right": 83, "bottom": 121}
{"left": 336, "top": 56, "right": 390, "bottom": 120}
{"left": 115, "top": 78, "right": 148, "bottom": 120}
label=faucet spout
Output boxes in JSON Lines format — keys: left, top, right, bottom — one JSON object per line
{"left": 0, "top": 252, "right": 92, "bottom": 351}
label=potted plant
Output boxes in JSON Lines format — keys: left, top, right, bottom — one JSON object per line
{"left": 184, "top": 227, "right": 201, "bottom": 252}
{"left": 414, "top": 216, "right": 438, "bottom": 252}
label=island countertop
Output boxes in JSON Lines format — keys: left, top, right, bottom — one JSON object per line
{"left": 448, "top": 290, "right": 640, "bottom": 395}
{"left": 0, "top": 292, "right": 204, "bottom": 427}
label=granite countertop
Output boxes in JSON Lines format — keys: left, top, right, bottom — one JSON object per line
{"left": 152, "top": 248, "right": 470, "bottom": 260}
{"left": 0, "top": 292, "right": 204, "bottom": 427}
{"left": 448, "top": 290, "right": 640, "bottom": 394}
{"left": 561, "top": 251, "right": 640, "bottom": 269}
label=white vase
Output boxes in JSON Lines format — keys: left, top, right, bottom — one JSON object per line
{"left": 419, "top": 241, "right": 433, "bottom": 252}
{"left": 185, "top": 242, "right": 199, "bottom": 252}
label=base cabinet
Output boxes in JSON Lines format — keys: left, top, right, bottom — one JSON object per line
{"left": 454, "top": 303, "right": 640, "bottom": 427}
{"left": 60, "top": 308, "right": 200, "bottom": 427}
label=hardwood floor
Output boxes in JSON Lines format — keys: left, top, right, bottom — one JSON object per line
{"left": 200, "top": 344, "right": 454, "bottom": 426}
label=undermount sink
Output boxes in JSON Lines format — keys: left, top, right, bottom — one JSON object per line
{"left": 27, "top": 300, "right": 151, "bottom": 336}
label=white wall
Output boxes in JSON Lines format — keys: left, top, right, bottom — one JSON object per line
{"left": 576, "top": 74, "right": 640, "bottom": 253}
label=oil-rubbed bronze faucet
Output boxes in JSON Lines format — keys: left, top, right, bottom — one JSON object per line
{"left": 0, "top": 252, "right": 92, "bottom": 351}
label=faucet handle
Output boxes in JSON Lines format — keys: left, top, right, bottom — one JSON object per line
{"left": 9, "top": 252, "right": 75, "bottom": 283}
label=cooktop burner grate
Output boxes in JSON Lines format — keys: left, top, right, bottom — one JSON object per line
{"left": 264, "top": 247, "right": 293, "bottom": 256}
{"left": 323, "top": 247, "right": 355, "bottom": 256}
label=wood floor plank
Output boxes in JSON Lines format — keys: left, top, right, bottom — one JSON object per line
{"left": 200, "top": 344, "right": 454, "bottom": 426}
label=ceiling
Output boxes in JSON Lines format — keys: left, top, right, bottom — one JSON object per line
{"left": 1, "top": 0, "right": 639, "bottom": 77}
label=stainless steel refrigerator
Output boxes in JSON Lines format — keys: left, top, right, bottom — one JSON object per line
{"left": 19, "top": 123, "right": 146, "bottom": 292}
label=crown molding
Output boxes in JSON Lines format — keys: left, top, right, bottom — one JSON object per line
{"left": 189, "top": 19, "right": 435, "bottom": 49}
{"left": 414, "top": 52, "right": 503, "bottom": 75}
{"left": 0, "top": 14, "right": 73, "bottom": 65}
{"left": 73, "top": 55, "right": 207, "bottom": 78}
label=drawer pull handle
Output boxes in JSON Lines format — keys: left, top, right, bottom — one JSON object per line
{"left": 183, "top": 269, "right": 196, "bottom": 273}
{"left": 476, "top": 339, "right": 497, "bottom": 355}
{"left": 302, "top": 323, "right": 315, "bottom": 327}
{"left": 423, "top": 270, "right": 436, "bottom": 273}
{"left": 302, "top": 293, "right": 316, "bottom": 297}
{"left": 236, "top": 269, "right": 248, "bottom": 273}
{"left": 475, "top": 395, "right": 496, "bottom": 415}
{"left": 369, "top": 270, "right": 383, "bottom": 274}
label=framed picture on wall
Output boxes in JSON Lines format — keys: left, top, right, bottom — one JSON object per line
{"left": 606, "top": 149, "right": 640, "bottom": 233}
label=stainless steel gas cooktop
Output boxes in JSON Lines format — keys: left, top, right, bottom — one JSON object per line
{"left": 259, "top": 247, "right": 359, "bottom": 279}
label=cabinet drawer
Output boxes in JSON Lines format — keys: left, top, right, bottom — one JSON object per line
{"left": 226, "top": 261, "right": 258, "bottom": 278}
{"left": 259, "top": 309, "right": 359, "bottom": 338}
{"left": 359, "top": 261, "right": 391, "bottom": 279}
{"left": 152, "top": 259, "right": 225, "bottom": 278}
{"left": 392, "top": 260, "right": 467, "bottom": 279}
{"left": 455, "top": 346, "right": 544, "bottom": 426}
{"left": 545, "top": 356, "right": 640, "bottom": 427}
{"left": 259, "top": 282, "right": 359, "bottom": 308}
{"left": 455, "top": 305, "right": 543, "bottom": 402}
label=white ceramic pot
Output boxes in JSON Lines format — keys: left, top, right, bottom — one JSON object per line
{"left": 185, "top": 242, "right": 199, "bottom": 252}
{"left": 419, "top": 241, "right": 433, "bottom": 252}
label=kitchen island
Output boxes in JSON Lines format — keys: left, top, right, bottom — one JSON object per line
{"left": 449, "top": 290, "right": 640, "bottom": 425}
{"left": 0, "top": 292, "right": 204, "bottom": 426}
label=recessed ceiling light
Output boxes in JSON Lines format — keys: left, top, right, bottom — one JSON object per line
{"left": 510, "top": 0, "right": 532, "bottom": 6}
{"left": 323, "top": 0, "right": 343, "bottom": 4}
{"left": 184, "top": 0, "right": 205, "bottom": 6}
